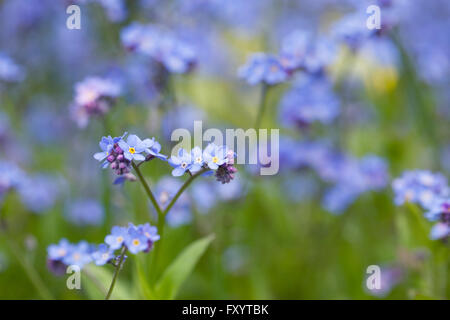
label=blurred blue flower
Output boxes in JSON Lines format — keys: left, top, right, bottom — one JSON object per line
{"left": 280, "top": 31, "right": 336, "bottom": 73}
{"left": 17, "top": 174, "right": 60, "bottom": 214}
{"left": 0, "top": 52, "right": 25, "bottom": 82}
{"left": 279, "top": 76, "right": 340, "bottom": 127}
{"left": 62, "top": 241, "right": 94, "bottom": 268}
{"left": 392, "top": 170, "right": 448, "bottom": 208}
{"left": 238, "top": 53, "right": 288, "bottom": 85}
{"left": 47, "top": 238, "right": 72, "bottom": 262}
{"left": 66, "top": 199, "right": 105, "bottom": 226}
{"left": 91, "top": 244, "right": 115, "bottom": 266}
{"left": 121, "top": 23, "right": 196, "bottom": 74}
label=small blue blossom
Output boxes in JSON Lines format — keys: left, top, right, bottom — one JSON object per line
{"left": 118, "top": 134, "right": 147, "bottom": 161}
{"left": 142, "top": 137, "right": 167, "bottom": 160}
{"left": 105, "top": 226, "right": 128, "bottom": 250}
{"left": 190, "top": 146, "right": 204, "bottom": 173}
{"left": 430, "top": 223, "right": 450, "bottom": 240}
{"left": 91, "top": 244, "right": 115, "bottom": 266}
{"left": 203, "top": 143, "right": 228, "bottom": 170}
{"left": 125, "top": 227, "right": 149, "bottom": 254}
{"left": 168, "top": 148, "right": 193, "bottom": 177}
{"left": 238, "top": 53, "right": 288, "bottom": 86}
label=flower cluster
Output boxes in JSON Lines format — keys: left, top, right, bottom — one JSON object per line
{"left": 46, "top": 222, "right": 159, "bottom": 273}
{"left": 120, "top": 23, "right": 196, "bottom": 74}
{"left": 392, "top": 170, "right": 448, "bottom": 208}
{"left": 276, "top": 139, "right": 389, "bottom": 214}
{"left": 392, "top": 170, "right": 450, "bottom": 240}
{"left": 238, "top": 30, "right": 337, "bottom": 86}
{"left": 94, "top": 133, "right": 166, "bottom": 184}
{"left": 70, "top": 76, "right": 122, "bottom": 128}
{"left": 425, "top": 198, "right": 450, "bottom": 240}
{"left": 238, "top": 53, "right": 289, "bottom": 85}
{"left": 168, "top": 144, "right": 237, "bottom": 184}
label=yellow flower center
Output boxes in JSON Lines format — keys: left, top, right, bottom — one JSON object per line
{"left": 73, "top": 253, "right": 81, "bottom": 261}
{"left": 196, "top": 157, "right": 202, "bottom": 163}
{"left": 116, "top": 236, "right": 123, "bottom": 243}
{"left": 129, "top": 147, "right": 136, "bottom": 154}
{"left": 212, "top": 156, "right": 219, "bottom": 163}
{"left": 57, "top": 249, "right": 66, "bottom": 257}
{"left": 181, "top": 162, "right": 187, "bottom": 168}
{"left": 132, "top": 239, "right": 140, "bottom": 246}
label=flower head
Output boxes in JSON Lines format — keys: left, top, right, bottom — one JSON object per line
{"left": 91, "top": 244, "right": 115, "bottom": 266}
{"left": 203, "top": 143, "right": 228, "bottom": 170}
{"left": 238, "top": 53, "right": 288, "bottom": 86}
{"left": 105, "top": 225, "right": 128, "bottom": 250}
{"left": 70, "top": 76, "right": 122, "bottom": 128}
{"left": 118, "top": 134, "right": 148, "bottom": 161}
{"left": 168, "top": 148, "right": 193, "bottom": 177}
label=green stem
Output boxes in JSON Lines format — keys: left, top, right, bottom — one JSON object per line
{"left": 131, "top": 162, "right": 163, "bottom": 218}
{"left": 254, "top": 83, "right": 269, "bottom": 130}
{"left": 150, "top": 168, "right": 209, "bottom": 282}
{"left": 105, "top": 246, "right": 127, "bottom": 300}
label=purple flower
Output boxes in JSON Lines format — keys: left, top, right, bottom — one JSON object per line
{"left": 70, "top": 76, "right": 122, "bottom": 128}
{"left": 238, "top": 53, "right": 288, "bottom": 85}
{"left": 94, "top": 134, "right": 125, "bottom": 168}
{"left": 215, "top": 149, "right": 238, "bottom": 184}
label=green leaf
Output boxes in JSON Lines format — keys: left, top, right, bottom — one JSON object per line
{"left": 155, "top": 234, "right": 215, "bottom": 299}
{"left": 82, "top": 265, "right": 137, "bottom": 300}
{"left": 134, "top": 256, "right": 156, "bottom": 300}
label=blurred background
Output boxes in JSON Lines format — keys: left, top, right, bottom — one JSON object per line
{"left": 0, "top": 0, "right": 449, "bottom": 299}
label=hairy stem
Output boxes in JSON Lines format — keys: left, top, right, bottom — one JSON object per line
{"left": 105, "top": 246, "right": 127, "bottom": 300}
